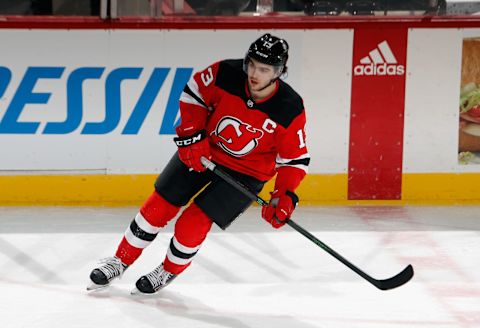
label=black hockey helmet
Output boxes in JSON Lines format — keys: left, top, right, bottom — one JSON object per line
{"left": 244, "top": 33, "right": 289, "bottom": 75}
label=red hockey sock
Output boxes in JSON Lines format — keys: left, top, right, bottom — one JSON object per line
{"left": 140, "top": 191, "right": 180, "bottom": 228}
{"left": 116, "top": 237, "right": 142, "bottom": 266}
{"left": 115, "top": 191, "right": 180, "bottom": 266}
{"left": 163, "top": 203, "right": 213, "bottom": 274}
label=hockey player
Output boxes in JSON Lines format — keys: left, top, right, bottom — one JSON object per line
{"left": 87, "top": 33, "right": 310, "bottom": 294}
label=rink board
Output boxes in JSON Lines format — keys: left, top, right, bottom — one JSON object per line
{"left": 0, "top": 19, "right": 480, "bottom": 204}
{"left": 1, "top": 173, "right": 480, "bottom": 205}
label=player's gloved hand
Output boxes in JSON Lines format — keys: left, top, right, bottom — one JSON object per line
{"left": 174, "top": 129, "right": 211, "bottom": 172}
{"left": 261, "top": 189, "right": 299, "bottom": 229}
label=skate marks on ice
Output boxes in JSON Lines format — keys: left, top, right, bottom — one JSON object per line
{"left": 350, "top": 206, "right": 480, "bottom": 327}
{"left": 0, "top": 206, "right": 480, "bottom": 328}
{"left": 0, "top": 206, "right": 139, "bottom": 233}
{"left": 86, "top": 286, "right": 323, "bottom": 328}
{"left": 1, "top": 205, "right": 479, "bottom": 233}
{"left": 0, "top": 236, "right": 66, "bottom": 284}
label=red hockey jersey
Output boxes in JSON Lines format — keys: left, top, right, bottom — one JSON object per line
{"left": 178, "top": 59, "right": 310, "bottom": 184}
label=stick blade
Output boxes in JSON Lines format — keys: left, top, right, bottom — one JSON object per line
{"left": 374, "top": 264, "right": 414, "bottom": 291}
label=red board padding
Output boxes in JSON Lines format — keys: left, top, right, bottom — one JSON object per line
{"left": 1, "top": 16, "right": 480, "bottom": 30}
{"left": 348, "top": 28, "right": 408, "bottom": 200}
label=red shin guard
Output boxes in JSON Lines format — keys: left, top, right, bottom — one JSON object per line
{"left": 115, "top": 191, "right": 180, "bottom": 266}
{"left": 115, "top": 237, "right": 142, "bottom": 266}
{"left": 163, "top": 203, "right": 213, "bottom": 274}
{"left": 140, "top": 191, "right": 180, "bottom": 228}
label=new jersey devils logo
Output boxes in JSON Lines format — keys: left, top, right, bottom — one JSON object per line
{"left": 211, "top": 116, "right": 264, "bottom": 157}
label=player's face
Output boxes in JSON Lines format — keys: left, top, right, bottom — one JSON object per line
{"left": 246, "top": 58, "right": 278, "bottom": 91}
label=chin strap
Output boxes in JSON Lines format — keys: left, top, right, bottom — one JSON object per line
{"left": 257, "top": 79, "right": 277, "bottom": 92}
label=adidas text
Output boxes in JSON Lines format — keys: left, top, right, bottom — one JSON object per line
{"left": 354, "top": 63, "right": 405, "bottom": 76}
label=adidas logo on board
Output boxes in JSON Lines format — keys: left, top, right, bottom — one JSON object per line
{"left": 354, "top": 40, "right": 405, "bottom": 76}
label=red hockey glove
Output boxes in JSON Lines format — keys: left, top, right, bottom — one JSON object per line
{"left": 261, "top": 190, "right": 299, "bottom": 229}
{"left": 174, "top": 129, "right": 211, "bottom": 172}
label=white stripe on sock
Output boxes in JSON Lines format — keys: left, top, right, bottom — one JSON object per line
{"left": 172, "top": 236, "right": 201, "bottom": 255}
{"left": 125, "top": 228, "right": 152, "bottom": 249}
{"left": 166, "top": 247, "right": 193, "bottom": 265}
{"left": 135, "top": 212, "right": 161, "bottom": 234}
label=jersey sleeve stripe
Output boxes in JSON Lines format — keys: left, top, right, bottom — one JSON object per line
{"left": 276, "top": 154, "right": 310, "bottom": 173}
{"left": 276, "top": 153, "right": 311, "bottom": 164}
{"left": 180, "top": 80, "right": 209, "bottom": 109}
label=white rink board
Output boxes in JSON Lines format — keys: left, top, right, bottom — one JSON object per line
{"left": 403, "top": 28, "right": 464, "bottom": 173}
{"left": 0, "top": 28, "right": 478, "bottom": 174}
{"left": 0, "top": 29, "right": 353, "bottom": 174}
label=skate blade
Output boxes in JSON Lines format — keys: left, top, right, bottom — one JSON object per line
{"left": 130, "top": 287, "right": 157, "bottom": 296}
{"left": 130, "top": 287, "right": 142, "bottom": 295}
{"left": 86, "top": 282, "right": 109, "bottom": 291}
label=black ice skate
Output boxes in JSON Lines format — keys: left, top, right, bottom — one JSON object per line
{"left": 87, "top": 256, "right": 128, "bottom": 291}
{"left": 131, "top": 263, "right": 177, "bottom": 295}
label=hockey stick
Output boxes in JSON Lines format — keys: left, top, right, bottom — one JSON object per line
{"left": 201, "top": 157, "right": 414, "bottom": 291}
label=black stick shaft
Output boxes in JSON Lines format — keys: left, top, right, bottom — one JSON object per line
{"left": 200, "top": 157, "right": 414, "bottom": 291}
{"left": 203, "top": 158, "right": 369, "bottom": 279}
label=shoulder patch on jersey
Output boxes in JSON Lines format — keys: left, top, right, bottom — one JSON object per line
{"left": 256, "top": 81, "right": 305, "bottom": 128}
{"left": 215, "top": 59, "right": 247, "bottom": 98}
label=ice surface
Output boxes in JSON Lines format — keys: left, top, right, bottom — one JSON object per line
{"left": 0, "top": 205, "right": 479, "bottom": 328}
